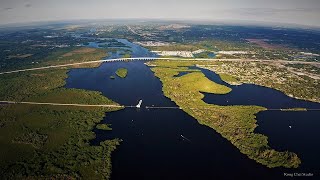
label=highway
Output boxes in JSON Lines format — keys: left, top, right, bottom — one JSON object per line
{"left": 1, "top": 101, "right": 319, "bottom": 111}
{"left": 0, "top": 57, "right": 155, "bottom": 75}
{"left": 1, "top": 57, "right": 319, "bottom": 110}
{"left": 1, "top": 57, "right": 320, "bottom": 75}
{"left": 0, "top": 101, "right": 125, "bottom": 108}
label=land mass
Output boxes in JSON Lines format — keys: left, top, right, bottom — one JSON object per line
{"left": 198, "top": 60, "right": 320, "bottom": 103}
{"left": 0, "top": 47, "right": 122, "bottom": 179}
{"left": 116, "top": 68, "right": 128, "bottom": 78}
{"left": 149, "top": 60, "right": 301, "bottom": 168}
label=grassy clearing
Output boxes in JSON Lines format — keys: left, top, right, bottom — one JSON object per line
{"left": 149, "top": 60, "right": 301, "bottom": 168}
{"left": 116, "top": 68, "right": 128, "bottom": 78}
{"left": 96, "top": 124, "right": 112, "bottom": 131}
{"left": 62, "top": 47, "right": 97, "bottom": 57}
{"left": 42, "top": 47, "right": 107, "bottom": 68}
{"left": 0, "top": 47, "right": 122, "bottom": 179}
{"left": 219, "top": 73, "right": 242, "bottom": 85}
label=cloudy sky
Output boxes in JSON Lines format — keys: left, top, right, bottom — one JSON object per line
{"left": 1, "top": 0, "right": 319, "bottom": 26}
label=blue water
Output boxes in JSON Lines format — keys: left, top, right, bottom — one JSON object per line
{"left": 85, "top": 38, "right": 157, "bottom": 59}
{"left": 194, "top": 52, "right": 216, "bottom": 58}
{"left": 86, "top": 42, "right": 101, "bottom": 48}
{"left": 197, "top": 67, "right": 320, "bottom": 170}
{"left": 173, "top": 71, "right": 191, "bottom": 77}
{"left": 66, "top": 61, "right": 283, "bottom": 180}
{"left": 198, "top": 68, "right": 320, "bottom": 109}
{"left": 65, "top": 39, "right": 320, "bottom": 179}
{"left": 117, "top": 39, "right": 157, "bottom": 57}
{"left": 208, "top": 52, "right": 216, "bottom": 58}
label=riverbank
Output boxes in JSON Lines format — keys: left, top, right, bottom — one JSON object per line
{"left": 0, "top": 47, "right": 122, "bottom": 179}
{"left": 197, "top": 60, "right": 320, "bottom": 103}
{"left": 149, "top": 60, "right": 301, "bottom": 168}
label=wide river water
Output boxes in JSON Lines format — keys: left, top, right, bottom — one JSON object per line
{"left": 66, "top": 39, "right": 320, "bottom": 179}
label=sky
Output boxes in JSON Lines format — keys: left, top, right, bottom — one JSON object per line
{"left": 0, "top": 0, "right": 320, "bottom": 27}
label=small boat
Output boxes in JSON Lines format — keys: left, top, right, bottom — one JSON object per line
{"left": 136, "top": 100, "right": 142, "bottom": 108}
{"left": 289, "top": 126, "right": 292, "bottom": 129}
{"left": 180, "top": 134, "right": 191, "bottom": 142}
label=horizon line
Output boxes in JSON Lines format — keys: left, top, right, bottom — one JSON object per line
{"left": 1, "top": 18, "right": 320, "bottom": 30}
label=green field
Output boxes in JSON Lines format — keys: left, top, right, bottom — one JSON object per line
{"left": 0, "top": 47, "right": 122, "bottom": 179}
{"left": 219, "top": 73, "right": 242, "bottom": 85}
{"left": 149, "top": 60, "right": 301, "bottom": 168}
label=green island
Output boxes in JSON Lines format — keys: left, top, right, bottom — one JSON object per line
{"left": 149, "top": 60, "right": 301, "bottom": 168}
{"left": 0, "top": 47, "right": 122, "bottom": 179}
{"left": 122, "top": 53, "right": 132, "bottom": 58}
{"left": 116, "top": 68, "right": 128, "bottom": 78}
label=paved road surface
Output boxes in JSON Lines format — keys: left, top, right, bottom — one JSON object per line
{"left": 1, "top": 57, "right": 319, "bottom": 75}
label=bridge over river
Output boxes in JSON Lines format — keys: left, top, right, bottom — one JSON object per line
{"left": 1, "top": 57, "right": 320, "bottom": 111}
{"left": 1, "top": 57, "right": 319, "bottom": 75}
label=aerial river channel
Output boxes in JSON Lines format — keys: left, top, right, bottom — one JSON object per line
{"left": 65, "top": 39, "right": 320, "bottom": 179}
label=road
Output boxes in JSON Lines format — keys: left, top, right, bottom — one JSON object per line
{"left": 0, "top": 57, "right": 155, "bottom": 75}
{"left": 1, "top": 57, "right": 319, "bottom": 108}
{"left": 0, "top": 101, "right": 125, "bottom": 108}
{"left": 1, "top": 101, "right": 319, "bottom": 111}
{"left": 1, "top": 57, "right": 320, "bottom": 75}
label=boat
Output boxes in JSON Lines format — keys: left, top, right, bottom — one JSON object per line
{"left": 180, "top": 134, "right": 191, "bottom": 142}
{"left": 136, "top": 100, "right": 142, "bottom": 108}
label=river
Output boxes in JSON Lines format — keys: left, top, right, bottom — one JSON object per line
{"left": 65, "top": 39, "right": 319, "bottom": 179}
{"left": 199, "top": 67, "right": 320, "bottom": 171}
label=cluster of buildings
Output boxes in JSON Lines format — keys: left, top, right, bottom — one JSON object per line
{"left": 134, "top": 41, "right": 171, "bottom": 47}
{"left": 217, "top": 51, "right": 251, "bottom": 55}
{"left": 151, "top": 49, "right": 211, "bottom": 58}
{"left": 152, "top": 51, "right": 194, "bottom": 58}
{"left": 151, "top": 50, "right": 254, "bottom": 58}
{"left": 299, "top": 52, "right": 320, "bottom": 57}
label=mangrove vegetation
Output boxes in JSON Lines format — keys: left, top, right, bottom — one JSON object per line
{"left": 0, "top": 47, "right": 122, "bottom": 179}
{"left": 149, "top": 60, "right": 301, "bottom": 169}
